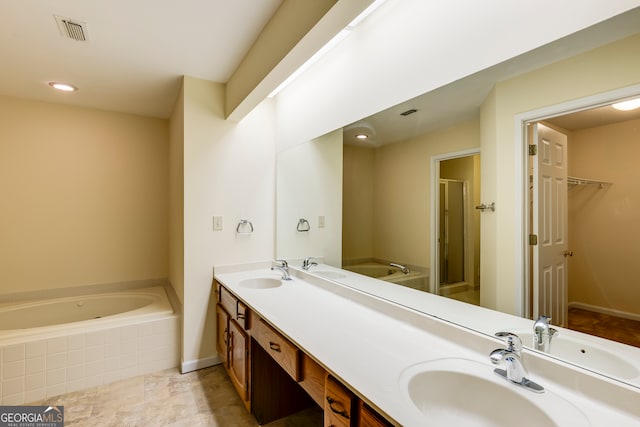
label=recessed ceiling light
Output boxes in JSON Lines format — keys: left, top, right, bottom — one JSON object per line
{"left": 612, "top": 98, "right": 640, "bottom": 111}
{"left": 355, "top": 134, "right": 368, "bottom": 140}
{"left": 48, "top": 82, "right": 78, "bottom": 92}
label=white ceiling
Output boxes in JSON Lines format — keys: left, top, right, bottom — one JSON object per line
{"left": 0, "top": 0, "right": 282, "bottom": 118}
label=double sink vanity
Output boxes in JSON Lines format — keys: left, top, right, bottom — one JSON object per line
{"left": 213, "top": 261, "right": 640, "bottom": 426}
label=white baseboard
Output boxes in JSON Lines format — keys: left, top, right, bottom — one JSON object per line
{"left": 181, "top": 355, "right": 221, "bottom": 374}
{"left": 569, "top": 302, "right": 640, "bottom": 322}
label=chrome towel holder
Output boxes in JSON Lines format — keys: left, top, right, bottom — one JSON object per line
{"left": 297, "top": 218, "right": 310, "bottom": 232}
{"left": 236, "top": 219, "right": 254, "bottom": 234}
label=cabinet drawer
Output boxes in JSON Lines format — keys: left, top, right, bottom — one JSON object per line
{"left": 218, "top": 283, "right": 249, "bottom": 330}
{"left": 254, "top": 318, "right": 300, "bottom": 381}
{"left": 325, "top": 375, "right": 355, "bottom": 427}
{"left": 359, "top": 401, "right": 392, "bottom": 427}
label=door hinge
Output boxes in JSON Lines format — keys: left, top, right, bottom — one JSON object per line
{"left": 529, "top": 234, "right": 538, "bottom": 245}
{"left": 528, "top": 144, "right": 537, "bottom": 156}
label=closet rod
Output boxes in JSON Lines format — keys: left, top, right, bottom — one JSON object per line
{"left": 567, "top": 176, "right": 611, "bottom": 188}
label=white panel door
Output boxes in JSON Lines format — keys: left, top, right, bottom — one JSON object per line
{"left": 532, "top": 123, "right": 568, "bottom": 327}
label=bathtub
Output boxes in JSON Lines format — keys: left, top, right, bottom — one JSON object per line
{"left": 0, "top": 285, "right": 180, "bottom": 405}
{"left": 343, "top": 262, "right": 429, "bottom": 291}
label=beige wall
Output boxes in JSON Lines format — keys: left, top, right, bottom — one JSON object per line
{"left": 0, "top": 96, "right": 169, "bottom": 295}
{"left": 568, "top": 118, "right": 640, "bottom": 316}
{"left": 342, "top": 144, "right": 374, "bottom": 262}
{"left": 169, "top": 83, "right": 185, "bottom": 306}
{"left": 481, "top": 33, "right": 640, "bottom": 315}
{"left": 178, "top": 77, "right": 276, "bottom": 371}
{"left": 342, "top": 119, "right": 480, "bottom": 269}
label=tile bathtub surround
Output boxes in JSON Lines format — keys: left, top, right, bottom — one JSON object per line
{"left": 30, "top": 365, "right": 323, "bottom": 427}
{"left": 0, "top": 316, "right": 179, "bottom": 405}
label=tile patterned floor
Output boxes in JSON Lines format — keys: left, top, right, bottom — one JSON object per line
{"left": 30, "top": 364, "right": 323, "bottom": 426}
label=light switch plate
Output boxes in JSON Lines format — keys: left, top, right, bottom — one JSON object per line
{"left": 213, "top": 216, "right": 223, "bottom": 231}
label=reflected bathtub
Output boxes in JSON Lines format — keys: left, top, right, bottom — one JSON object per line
{"left": 0, "top": 286, "right": 179, "bottom": 405}
{"left": 343, "top": 262, "right": 429, "bottom": 291}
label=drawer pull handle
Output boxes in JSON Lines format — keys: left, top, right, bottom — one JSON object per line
{"left": 236, "top": 301, "right": 246, "bottom": 320}
{"left": 269, "top": 341, "right": 281, "bottom": 352}
{"left": 326, "top": 396, "right": 350, "bottom": 419}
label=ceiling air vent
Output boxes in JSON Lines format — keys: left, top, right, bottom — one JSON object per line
{"left": 55, "top": 15, "right": 88, "bottom": 42}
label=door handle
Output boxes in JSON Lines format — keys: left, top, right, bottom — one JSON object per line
{"left": 563, "top": 250, "right": 574, "bottom": 257}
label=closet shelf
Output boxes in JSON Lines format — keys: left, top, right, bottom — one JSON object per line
{"left": 567, "top": 176, "right": 612, "bottom": 188}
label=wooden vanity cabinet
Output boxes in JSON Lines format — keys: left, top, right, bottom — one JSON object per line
{"left": 324, "top": 376, "right": 394, "bottom": 427}
{"left": 215, "top": 304, "right": 229, "bottom": 367}
{"left": 215, "top": 282, "right": 395, "bottom": 426}
{"left": 215, "top": 283, "right": 251, "bottom": 410}
{"left": 217, "top": 282, "right": 250, "bottom": 329}
{"left": 359, "top": 401, "right": 393, "bottom": 427}
{"left": 300, "top": 353, "right": 326, "bottom": 406}
{"left": 325, "top": 375, "right": 356, "bottom": 427}
{"left": 254, "top": 318, "right": 300, "bottom": 380}
{"left": 228, "top": 317, "right": 250, "bottom": 403}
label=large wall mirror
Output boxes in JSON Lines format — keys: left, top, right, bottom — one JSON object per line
{"left": 276, "top": 11, "right": 640, "bottom": 388}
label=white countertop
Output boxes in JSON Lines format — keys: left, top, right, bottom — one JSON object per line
{"left": 214, "top": 262, "right": 640, "bottom": 426}
{"left": 295, "top": 262, "right": 640, "bottom": 388}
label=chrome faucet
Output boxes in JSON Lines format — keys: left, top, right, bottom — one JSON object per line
{"left": 533, "top": 315, "right": 558, "bottom": 352}
{"left": 302, "top": 257, "right": 318, "bottom": 271}
{"left": 271, "top": 259, "right": 292, "bottom": 280}
{"left": 490, "top": 332, "right": 544, "bottom": 392}
{"left": 389, "top": 262, "right": 410, "bottom": 274}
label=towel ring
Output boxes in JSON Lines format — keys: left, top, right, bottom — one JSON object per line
{"left": 297, "top": 218, "right": 310, "bottom": 232}
{"left": 236, "top": 219, "right": 254, "bottom": 234}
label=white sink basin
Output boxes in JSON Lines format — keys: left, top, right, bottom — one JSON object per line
{"left": 313, "top": 270, "right": 347, "bottom": 280}
{"left": 238, "top": 277, "right": 283, "bottom": 289}
{"left": 519, "top": 332, "right": 639, "bottom": 380}
{"left": 399, "top": 358, "right": 589, "bottom": 427}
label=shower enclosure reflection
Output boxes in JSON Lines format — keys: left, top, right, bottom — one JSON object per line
{"left": 439, "top": 179, "right": 465, "bottom": 285}
{"left": 436, "top": 154, "right": 481, "bottom": 305}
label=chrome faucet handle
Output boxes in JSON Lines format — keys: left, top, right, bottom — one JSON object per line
{"left": 491, "top": 332, "right": 544, "bottom": 392}
{"left": 533, "top": 316, "right": 558, "bottom": 351}
{"left": 389, "top": 262, "right": 410, "bottom": 274}
{"left": 302, "top": 257, "right": 318, "bottom": 270}
{"left": 536, "top": 314, "right": 551, "bottom": 323}
{"left": 495, "top": 331, "right": 523, "bottom": 355}
{"left": 534, "top": 315, "right": 551, "bottom": 332}
{"left": 271, "top": 266, "right": 292, "bottom": 280}
{"left": 274, "top": 259, "right": 288, "bottom": 269}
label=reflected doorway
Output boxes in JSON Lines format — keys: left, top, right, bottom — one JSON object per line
{"left": 432, "top": 151, "right": 481, "bottom": 306}
{"left": 524, "top": 94, "right": 640, "bottom": 346}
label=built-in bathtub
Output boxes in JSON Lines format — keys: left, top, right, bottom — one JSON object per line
{"left": 0, "top": 285, "right": 180, "bottom": 405}
{"left": 343, "top": 262, "right": 429, "bottom": 291}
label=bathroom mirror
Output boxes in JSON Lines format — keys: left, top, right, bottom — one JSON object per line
{"left": 275, "top": 11, "right": 640, "bottom": 388}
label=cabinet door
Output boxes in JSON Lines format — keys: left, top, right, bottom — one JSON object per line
{"left": 229, "top": 319, "right": 250, "bottom": 403}
{"left": 215, "top": 304, "right": 230, "bottom": 368}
